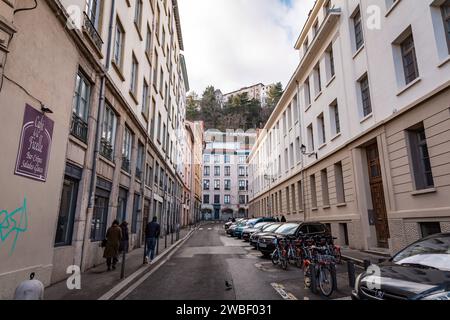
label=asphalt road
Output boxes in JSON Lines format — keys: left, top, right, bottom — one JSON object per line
{"left": 124, "top": 222, "right": 354, "bottom": 300}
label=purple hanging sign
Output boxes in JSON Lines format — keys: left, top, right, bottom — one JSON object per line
{"left": 14, "top": 104, "right": 54, "bottom": 182}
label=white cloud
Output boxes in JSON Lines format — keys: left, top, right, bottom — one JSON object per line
{"left": 178, "top": 0, "right": 315, "bottom": 95}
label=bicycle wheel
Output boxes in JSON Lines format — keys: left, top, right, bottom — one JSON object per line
{"left": 318, "top": 266, "right": 334, "bottom": 297}
{"left": 334, "top": 249, "right": 342, "bottom": 264}
{"left": 303, "top": 265, "right": 311, "bottom": 288}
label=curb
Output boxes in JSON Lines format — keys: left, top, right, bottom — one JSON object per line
{"left": 98, "top": 227, "right": 197, "bottom": 300}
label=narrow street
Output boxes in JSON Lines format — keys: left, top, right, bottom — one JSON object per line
{"left": 123, "top": 222, "right": 354, "bottom": 300}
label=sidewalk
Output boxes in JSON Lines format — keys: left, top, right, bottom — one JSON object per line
{"left": 44, "top": 227, "right": 195, "bottom": 300}
{"left": 341, "top": 247, "right": 391, "bottom": 267}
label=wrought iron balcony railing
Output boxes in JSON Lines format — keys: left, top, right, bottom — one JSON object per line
{"left": 100, "top": 138, "right": 113, "bottom": 161}
{"left": 83, "top": 12, "right": 104, "bottom": 52}
{"left": 121, "top": 157, "right": 131, "bottom": 173}
{"left": 70, "top": 113, "right": 88, "bottom": 143}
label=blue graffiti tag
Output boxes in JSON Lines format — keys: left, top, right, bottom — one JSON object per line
{"left": 0, "top": 198, "right": 28, "bottom": 255}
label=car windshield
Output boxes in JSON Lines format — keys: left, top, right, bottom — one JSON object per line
{"left": 263, "top": 223, "right": 282, "bottom": 232}
{"left": 246, "top": 219, "right": 259, "bottom": 227}
{"left": 253, "top": 222, "right": 268, "bottom": 229}
{"left": 392, "top": 235, "right": 450, "bottom": 271}
{"left": 275, "top": 223, "right": 299, "bottom": 235}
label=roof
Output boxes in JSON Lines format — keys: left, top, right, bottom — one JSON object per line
{"left": 172, "top": 0, "right": 184, "bottom": 51}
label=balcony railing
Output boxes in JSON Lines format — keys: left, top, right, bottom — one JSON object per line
{"left": 135, "top": 168, "right": 142, "bottom": 180}
{"left": 83, "top": 12, "right": 104, "bottom": 52}
{"left": 100, "top": 138, "right": 113, "bottom": 161}
{"left": 70, "top": 113, "right": 88, "bottom": 143}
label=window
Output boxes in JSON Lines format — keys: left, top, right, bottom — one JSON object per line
{"left": 159, "top": 169, "right": 164, "bottom": 189}
{"left": 146, "top": 26, "right": 152, "bottom": 56}
{"left": 55, "top": 176, "right": 79, "bottom": 246}
{"left": 297, "top": 181, "right": 303, "bottom": 211}
{"left": 214, "top": 180, "right": 220, "bottom": 190}
{"left": 90, "top": 189, "right": 109, "bottom": 241}
{"left": 214, "top": 155, "right": 221, "bottom": 164}
{"left": 159, "top": 68, "right": 164, "bottom": 95}
{"left": 408, "top": 124, "right": 434, "bottom": 190}
{"left": 142, "top": 80, "right": 149, "bottom": 117}
{"left": 442, "top": 0, "right": 450, "bottom": 52}
{"left": 353, "top": 8, "right": 364, "bottom": 51}
{"left": 239, "top": 166, "right": 246, "bottom": 176}
{"left": 318, "top": 113, "right": 326, "bottom": 145}
{"left": 153, "top": 51, "right": 159, "bottom": 90}
{"left": 113, "top": 19, "right": 125, "bottom": 67}
{"left": 134, "top": 0, "right": 143, "bottom": 31}
{"left": 214, "top": 195, "right": 220, "bottom": 204}
{"left": 239, "top": 180, "right": 246, "bottom": 191}
{"left": 225, "top": 166, "right": 231, "bottom": 176}
{"left": 224, "top": 195, "right": 231, "bottom": 204}
{"left": 307, "top": 124, "right": 315, "bottom": 152}
{"left": 203, "top": 179, "right": 210, "bottom": 190}
{"left": 239, "top": 155, "right": 246, "bottom": 164}
{"left": 291, "top": 184, "right": 297, "bottom": 213}
{"left": 293, "top": 95, "right": 299, "bottom": 122}
{"left": 312, "top": 20, "right": 319, "bottom": 38}
{"left": 224, "top": 179, "right": 231, "bottom": 190}
{"left": 154, "top": 162, "right": 159, "bottom": 184}
{"left": 156, "top": 4, "right": 160, "bottom": 40}
{"left": 145, "top": 162, "right": 153, "bottom": 186}
{"left": 162, "top": 123, "right": 166, "bottom": 150}
{"left": 329, "top": 100, "right": 341, "bottom": 136}
{"left": 86, "top": 0, "right": 101, "bottom": 29}
{"left": 326, "top": 44, "right": 335, "bottom": 79}
{"left": 130, "top": 55, "right": 139, "bottom": 96}
{"left": 335, "top": 162, "right": 346, "bottom": 203}
{"left": 420, "top": 222, "right": 441, "bottom": 238}
{"left": 401, "top": 34, "right": 419, "bottom": 85}
{"left": 295, "top": 137, "right": 301, "bottom": 163}
{"left": 287, "top": 105, "right": 293, "bottom": 129}
{"left": 71, "top": 72, "right": 91, "bottom": 142}
{"left": 286, "top": 186, "right": 290, "bottom": 214}
{"left": 101, "top": 104, "right": 117, "bottom": 160}
{"left": 314, "top": 63, "right": 322, "bottom": 95}
{"left": 290, "top": 143, "right": 294, "bottom": 168}
{"left": 359, "top": 74, "right": 372, "bottom": 117}
{"left": 131, "top": 193, "right": 141, "bottom": 233}
{"left": 156, "top": 112, "right": 162, "bottom": 142}
{"left": 136, "top": 142, "right": 144, "bottom": 179}
{"left": 204, "top": 155, "right": 210, "bottom": 163}
{"left": 239, "top": 195, "right": 246, "bottom": 205}
{"left": 304, "top": 78, "right": 311, "bottom": 107}
{"left": 321, "top": 169, "right": 330, "bottom": 206}
{"left": 203, "top": 195, "right": 210, "bottom": 204}
{"left": 204, "top": 166, "right": 210, "bottom": 176}
{"left": 224, "top": 155, "right": 231, "bottom": 164}
{"left": 214, "top": 166, "right": 220, "bottom": 176}
{"left": 122, "top": 127, "right": 133, "bottom": 172}
{"left": 310, "top": 175, "right": 317, "bottom": 208}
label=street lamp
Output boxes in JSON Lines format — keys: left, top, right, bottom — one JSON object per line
{"left": 301, "top": 144, "right": 318, "bottom": 160}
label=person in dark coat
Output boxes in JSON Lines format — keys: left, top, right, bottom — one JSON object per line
{"left": 119, "top": 221, "right": 129, "bottom": 253}
{"left": 145, "top": 216, "right": 161, "bottom": 263}
{"left": 104, "top": 220, "right": 122, "bottom": 271}
{"left": 281, "top": 215, "right": 287, "bottom": 222}
{"left": 276, "top": 217, "right": 280, "bottom": 222}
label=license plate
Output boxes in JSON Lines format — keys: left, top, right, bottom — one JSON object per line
{"left": 259, "top": 243, "right": 267, "bottom": 248}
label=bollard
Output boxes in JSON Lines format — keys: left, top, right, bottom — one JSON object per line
{"left": 363, "top": 259, "right": 371, "bottom": 271}
{"left": 331, "top": 264, "right": 338, "bottom": 291}
{"left": 310, "top": 263, "right": 318, "bottom": 294}
{"left": 347, "top": 261, "right": 356, "bottom": 288}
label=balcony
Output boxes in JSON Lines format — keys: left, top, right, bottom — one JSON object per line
{"left": 70, "top": 113, "right": 88, "bottom": 143}
{"left": 121, "top": 157, "right": 131, "bottom": 173}
{"left": 100, "top": 138, "right": 113, "bottom": 161}
{"left": 83, "top": 12, "right": 103, "bottom": 52}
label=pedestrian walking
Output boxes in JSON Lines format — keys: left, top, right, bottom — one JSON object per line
{"left": 119, "top": 221, "right": 129, "bottom": 253}
{"left": 276, "top": 217, "right": 280, "bottom": 222}
{"left": 103, "top": 220, "right": 122, "bottom": 271}
{"left": 281, "top": 215, "right": 287, "bottom": 222}
{"left": 145, "top": 216, "right": 161, "bottom": 264}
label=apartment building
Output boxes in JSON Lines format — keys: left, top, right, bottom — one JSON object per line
{"left": 223, "top": 83, "right": 275, "bottom": 107}
{"left": 0, "top": 0, "right": 190, "bottom": 299}
{"left": 202, "top": 130, "right": 256, "bottom": 220}
{"left": 249, "top": 0, "right": 450, "bottom": 255}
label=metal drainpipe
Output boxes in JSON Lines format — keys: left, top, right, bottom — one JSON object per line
{"left": 80, "top": 0, "right": 116, "bottom": 271}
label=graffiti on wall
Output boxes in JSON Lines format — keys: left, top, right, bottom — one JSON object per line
{"left": 0, "top": 198, "right": 28, "bottom": 255}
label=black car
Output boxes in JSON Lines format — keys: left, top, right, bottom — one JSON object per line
{"left": 258, "top": 222, "right": 330, "bottom": 256}
{"left": 250, "top": 223, "right": 283, "bottom": 247}
{"left": 352, "top": 233, "right": 450, "bottom": 300}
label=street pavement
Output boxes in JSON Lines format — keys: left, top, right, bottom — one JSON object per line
{"left": 123, "top": 222, "right": 356, "bottom": 300}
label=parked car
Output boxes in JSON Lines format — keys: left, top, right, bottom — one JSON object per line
{"left": 250, "top": 223, "right": 284, "bottom": 248}
{"left": 234, "top": 217, "right": 276, "bottom": 239}
{"left": 227, "top": 219, "right": 248, "bottom": 237}
{"left": 224, "top": 218, "right": 243, "bottom": 230}
{"left": 258, "top": 222, "right": 330, "bottom": 256}
{"left": 242, "top": 222, "right": 272, "bottom": 242}
{"left": 352, "top": 233, "right": 450, "bottom": 300}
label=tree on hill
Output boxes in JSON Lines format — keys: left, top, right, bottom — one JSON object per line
{"left": 266, "top": 82, "right": 284, "bottom": 109}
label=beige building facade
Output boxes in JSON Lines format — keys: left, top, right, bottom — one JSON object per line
{"left": 249, "top": 0, "right": 450, "bottom": 255}
{"left": 0, "top": 0, "right": 191, "bottom": 299}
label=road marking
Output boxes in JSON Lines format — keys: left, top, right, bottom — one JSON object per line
{"left": 334, "top": 296, "right": 352, "bottom": 300}
{"left": 304, "top": 297, "right": 310, "bottom": 300}
{"left": 199, "top": 228, "right": 204, "bottom": 230}
{"left": 271, "top": 283, "right": 298, "bottom": 300}
{"left": 208, "top": 228, "right": 212, "bottom": 230}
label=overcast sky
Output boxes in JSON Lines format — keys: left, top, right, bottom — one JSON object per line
{"left": 178, "top": 0, "right": 315, "bottom": 95}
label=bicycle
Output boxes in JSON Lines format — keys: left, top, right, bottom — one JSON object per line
{"left": 303, "top": 244, "right": 337, "bottom": 297}
{"left": 271, "top": 237, "right": 288, "bottom": 270}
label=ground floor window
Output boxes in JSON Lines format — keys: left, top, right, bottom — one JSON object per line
{"left": 91, "top": 189, "right": 110, "bottom": 241}
{"left": 54, "top": 176, "right": 79, "bottom": 246}
{"left": 420, "top": 222, "right": 441, "bottom": 238}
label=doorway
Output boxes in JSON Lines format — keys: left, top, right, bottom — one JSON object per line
{"left": 366, "top": 143, "right": 390, "bottom": 248}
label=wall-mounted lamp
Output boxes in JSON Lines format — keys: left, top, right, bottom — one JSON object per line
{"left": 41, "top": 105, "right": 54, "bottom": 114}
{"left": 301, "top": 144, "right": 318, "bottom": 160}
